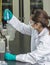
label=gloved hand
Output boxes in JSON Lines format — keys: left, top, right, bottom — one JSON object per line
{"left": 3, "top": 9, "right": 13, "bottom": 21}
{"left": 4, "top": 52, "right": 16, "bottom": 61}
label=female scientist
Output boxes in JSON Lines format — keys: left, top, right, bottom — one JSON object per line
{"left": 4, "top": 9, "right": 49, "bottom": 51}
{"left": 4, "top": 9, "right": 50, "bottom": 64}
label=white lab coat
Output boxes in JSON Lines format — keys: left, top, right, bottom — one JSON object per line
{"left": 16, "top": 28, "right": 50, "bottom": 64}
{"left": 7, "top": 16, "right": 50, "bottom": 64}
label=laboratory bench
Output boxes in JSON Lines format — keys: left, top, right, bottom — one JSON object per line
{"left": 0, "top": 53, "right": 39, "bottom": 65}
{"left": 0, "top": 61, "right": 40, "bottom": 65}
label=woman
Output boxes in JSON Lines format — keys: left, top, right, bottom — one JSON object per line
{"left": 4, "top": 9, "right": 50, "bottom": 64}
{"left": 4, "top": 9, "right": 50, "bottom": 51}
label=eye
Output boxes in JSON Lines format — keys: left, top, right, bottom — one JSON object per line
{"left": 36, "top": 23, "right": 39, "bottom": 25}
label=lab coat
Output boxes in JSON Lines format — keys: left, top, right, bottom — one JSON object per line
{"left": 7, "top": 16, "right": 50, "bottom": 64}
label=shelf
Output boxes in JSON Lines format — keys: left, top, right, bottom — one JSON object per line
{"left": 2, "top": 3, "right": 12, "bottom": 6}
{"left": 30, "top": 2, "right": 43, "bottom": 5}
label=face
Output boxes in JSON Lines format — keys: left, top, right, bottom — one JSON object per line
{"left": 32, "top": 22, "right": 43, "bottom": 33}
{"left": 30, "top": 13, "right": 49, "bottom": 33}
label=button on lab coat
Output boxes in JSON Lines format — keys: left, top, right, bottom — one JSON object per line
{"left": 7, "top": 16, "right": 50, "bottom": 64}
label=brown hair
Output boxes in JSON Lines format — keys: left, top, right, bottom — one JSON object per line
{"left": 32, "top": 9, "right": 50, "bottom": 26}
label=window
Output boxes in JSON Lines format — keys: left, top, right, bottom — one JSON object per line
{"left": 30, "top": 0, "right": 43, "bottom": 14}
{"left": 2, "top": 0, "right": 13, "bottom": 12}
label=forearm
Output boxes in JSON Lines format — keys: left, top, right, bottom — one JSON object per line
{"left": 7, "top": 15, "right": 31, "bottom": 35}
{"left": 16, "top": 53, "right": 36, "bottom": 64}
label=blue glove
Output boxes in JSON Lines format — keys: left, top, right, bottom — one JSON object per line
{"left": 3, "top": 9, "right": 13, "bottom": 21}
{"left": 4, "top": 52, "right": 16, "bottom": 61}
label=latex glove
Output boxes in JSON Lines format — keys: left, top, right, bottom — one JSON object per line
{"left": 4, "top": 52, "right": 16, "bottom": 60}
{"left": 3, "top": 9, "right": 13, "bottom": 21}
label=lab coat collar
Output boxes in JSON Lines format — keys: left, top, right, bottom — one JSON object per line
{"left": 38, "top": 28, "right": 49, "bottom": 37}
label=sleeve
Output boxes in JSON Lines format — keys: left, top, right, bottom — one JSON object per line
{"left": 7, "top": 15, "right": 32, "bottom": 36}
{"left": 16, "top": 53, "right": 36, "bottom": 64}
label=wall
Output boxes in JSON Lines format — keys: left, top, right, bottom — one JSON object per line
{"left": 24, "top": 0, "right": 30, "bottom": 24}
{"left": 13, "top": 0, "right": 19, "bottom": 18}
{"left": 43, "top": 0, "right": 50, "bottom": 24}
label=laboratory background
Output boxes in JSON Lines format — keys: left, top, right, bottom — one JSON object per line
{"left": 0, "top": 0, "right": 50, "bottom": 61}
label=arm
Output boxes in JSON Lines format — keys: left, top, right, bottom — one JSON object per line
{"left": 7, "top": 15, "right": 32, "bottom": 35}
{"left": 4, "top": 52, "right": 36, "bottom": 64}
{"left": 16, "top": 53, "right": 36, "bottom": 64}
{"left": 4, "top": 9, "right": 32, "bottom": 35}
